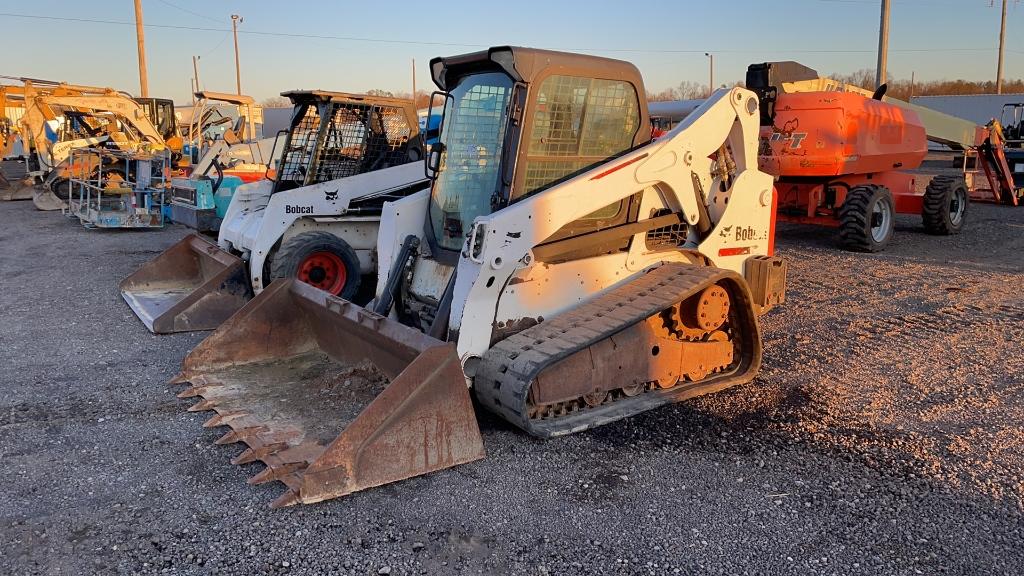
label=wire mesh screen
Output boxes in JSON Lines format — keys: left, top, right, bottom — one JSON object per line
{"left": 522, "top": 75, "right": 640, "bottom": 195}
{"left": 309, "top": 103, "right": 416, "bottom": 183}
{"left": 645, "top": 208, "right": 688, "bottom": 249}
{"left": 276, "top": 104, "right": 322, "bottom": 190}
{"left": 429, "top": 77, "right": 514, "bottom": 251}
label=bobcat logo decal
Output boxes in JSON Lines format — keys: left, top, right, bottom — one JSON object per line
{"left": 719, "top": 225, "right": 733, "bottom": 238}
{"left": 325, "top": 189, "right": 338, "bottom": 201}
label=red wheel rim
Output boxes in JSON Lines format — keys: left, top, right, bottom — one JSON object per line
{"left": 296, "top": 251, "right": 347, "bottom": 294}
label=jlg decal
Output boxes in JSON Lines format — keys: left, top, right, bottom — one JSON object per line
{"left": 769, "top": 131, "right": 808, "bottom": 150}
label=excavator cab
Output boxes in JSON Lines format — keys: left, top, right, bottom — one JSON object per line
{"left": 135, "top": 97, "right": 178, "bottom": 142}
{"left": 998, "top": 103, "right": 1024, "bottom": 145}
{"left": 174, "top": 47, "right": 779, "bottom": 506}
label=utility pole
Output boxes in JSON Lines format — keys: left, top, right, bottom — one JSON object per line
{"left": 997, "top": 0, "right": 1007, "bottom": 94}
{"left": 231, "top": 14, "right": 243, "bottom": 95}
{"left": 192, "top": 55, "right": 201, "bottom": 95}
{"left": 910, "top": 71, "right": 915, "bottom": 99}
{"left": 411, "top": 58, "right": 417, "bottom": 104}
{"left": 134, "top": 0, "right": 149, "bottom": 97}
{"left": 876, "top": 0, "right": 890, "bottom": 88}
{"left": 704, "top": 52, "right": 714, "bottom": 97}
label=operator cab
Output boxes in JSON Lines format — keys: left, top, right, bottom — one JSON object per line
{"left": 390, "top": 46, "right": 652, "bottom": 334}
{"left": 999, "top": 103, "right": 1024, "bottom": 146}
{"left": 135, "top": 97, "right": 178, "bottom": 142}
{"left": 425, "top": 46, "right": 650, "bottom": 263}
{"left": 271, "top": 90, "right": 424, "bottom": 196}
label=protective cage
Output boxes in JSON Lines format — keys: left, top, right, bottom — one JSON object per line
{"left": 276, "top": 96, "right": 417, "bottom": 192}
{"left": 64, "top": 146, "right": 170, "bottom": 229}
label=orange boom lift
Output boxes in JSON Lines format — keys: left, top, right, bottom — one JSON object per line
{"left": 748, "top": 63, "right": 968, "bottom": 252}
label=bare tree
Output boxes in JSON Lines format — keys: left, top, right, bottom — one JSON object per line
{"left": 260, "top": 96, "right": 290, "bottom": 108}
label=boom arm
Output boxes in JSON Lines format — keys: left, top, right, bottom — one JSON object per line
{"left": 38, "top": 94, "right": 165, "bottom": 146}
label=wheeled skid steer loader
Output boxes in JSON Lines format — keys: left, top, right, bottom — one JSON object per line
{"left": 120, "top": 91, "right": 429, "bottom": 333}
{"left": 173, "top": 47, "right": 788, "bottom": 507}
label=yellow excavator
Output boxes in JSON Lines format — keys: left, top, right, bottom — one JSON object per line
{"left": 0, "top": 77, "right": 182, "bottom": 208}
{"left": 27, "top": 89, "right": 174, "bottom": 210}
{"left": 173, "top": 46, "right": 787, "bottom": 507}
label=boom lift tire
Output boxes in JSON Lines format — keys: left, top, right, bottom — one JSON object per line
{"left": 922, "top": 175, "right": 968, "bottom": 235}
{"left": 268, "top": 231, "right": 362, "bottom": 299}
{"left": 838, "top": 184, "right": 895, "bottom": 252}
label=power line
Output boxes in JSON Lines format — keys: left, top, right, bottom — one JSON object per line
{"left": 153, "top": 0, "right": 224, "bottom": 24}
{"left": 0, "top": 12, "right": 1017, "bottom": 55}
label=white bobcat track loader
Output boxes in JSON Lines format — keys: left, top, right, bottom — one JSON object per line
{"left": 173, "top": 46, "right": 787, "bottom": 507}
{"left": 119, "top": 90, "right": 430, "bottom": 333}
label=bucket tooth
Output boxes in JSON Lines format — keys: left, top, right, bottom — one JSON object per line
{"left": 215, "top": 426, "right": 267, "bottom": 445}
{"left": 187, "top": 399, "right": 218, "bottom": 412}
{"left": 177, "top": 386, "right": 211, "bottom": 399}
{"left": 232, "top": 442, "right": 288, "bottom": 466}
{"left": 203, "top": 411, "right": 247, "bottom": 428}
{"left": 230, "top": 448, "right": 258, "bottom": 466}
{"left": 248, "top": 462, "right": 306, "bottom": 486}
{"left": 177, "top": 387, "right": 199, "bottom": 399}
{"left": 269, "top": 489, "right": 302, "bottom": 509}
{"left": 169, "top": 372, "right": 188, "bottom": 385}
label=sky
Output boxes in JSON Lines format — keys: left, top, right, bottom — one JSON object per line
{"left": 1, "top": 0, "right": 1021, "bottom": 104}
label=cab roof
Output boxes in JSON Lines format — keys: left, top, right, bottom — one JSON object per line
{"left": 429, "top": 46, "right": 646, "bottom": 94}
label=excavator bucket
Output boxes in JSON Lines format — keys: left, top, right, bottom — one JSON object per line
{"left": 31, "top": 188, "right": 65, "bottom": 211}
{"left": 119, "top": 234, "right": 251, "bottom": 333}
{"left": 0, "top": 160, "right": 34, "bottom": 201}
{"left": 172, "top": 279, "right": 485, "bottom": 507}
{"left": 0, "top": 176, "right": 35, "bottom": 201}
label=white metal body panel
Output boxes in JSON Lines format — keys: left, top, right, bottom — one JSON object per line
{"left": 217, "top": 161, "right": 428, "bottom": 293}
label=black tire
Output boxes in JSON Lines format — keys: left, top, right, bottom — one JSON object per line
{"left": 922, "top": 175, "right": 968, "bottom": 235}
{"left": 838, "top": 184, "right": 895, "bottom": 252}
{"left": 268, "top": 231, "right": 361, "bottom": 299}
{"left": 50, "top": 178, "right": 72, "bottom": 201}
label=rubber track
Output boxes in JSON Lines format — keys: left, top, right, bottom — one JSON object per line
{"left": 922, "top": 175, "right": 966, "bottom": 235}
{"left": 475, "top": 263, "right": 756, "bottom": 438}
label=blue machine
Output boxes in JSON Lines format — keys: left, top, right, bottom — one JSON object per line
{"left": 168, "top": 175, "right": 244, "bottom": 233}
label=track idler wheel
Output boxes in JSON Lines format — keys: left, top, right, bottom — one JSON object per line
{"left": 666, "top": 284, "right": 731, "bottom": 340}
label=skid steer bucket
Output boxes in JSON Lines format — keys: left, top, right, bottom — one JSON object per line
{"left": 0, "top": 178, "right": 35, "bottom": 201}
{"left": 31, "top": 187, "right": 65, "bottom": 210}
{"left": 0, "top": 160, "right": 34, "bottom": 201}
{"left": 119, "top": 234, "right": 250, "bottom": 333}
{"left": 172, "top": 279, "right": 485, "bottom": 507}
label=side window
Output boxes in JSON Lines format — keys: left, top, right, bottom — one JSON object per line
{"left": 311, "top": 103, "right": 370, "bottom": 182}
{"left": 275, "top": 103, "right": 321, "bottom": 191}
{"left": 377, "top": 105, "right": 412, "bottom": 148}
{"left": 520, "top": 75, "right": 640, "bottom": 200}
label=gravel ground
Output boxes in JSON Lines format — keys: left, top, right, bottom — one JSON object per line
{"left": 0, "top": 197, "right": 1022, "bottom": 576}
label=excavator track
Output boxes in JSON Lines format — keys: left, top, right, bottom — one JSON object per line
{"left": 475, "top": 262, "right": 762, "bottom": 437}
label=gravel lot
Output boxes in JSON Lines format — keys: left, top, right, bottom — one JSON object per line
{"left": 1, "top": 196, "right": 1022, "bottom": 576}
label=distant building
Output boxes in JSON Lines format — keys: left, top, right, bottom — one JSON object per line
{"left": 911, "top": 94, "right": 1024, "bottom": 127}
{"left": 262, "top": 107, "right": 293, "bottom": 138}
